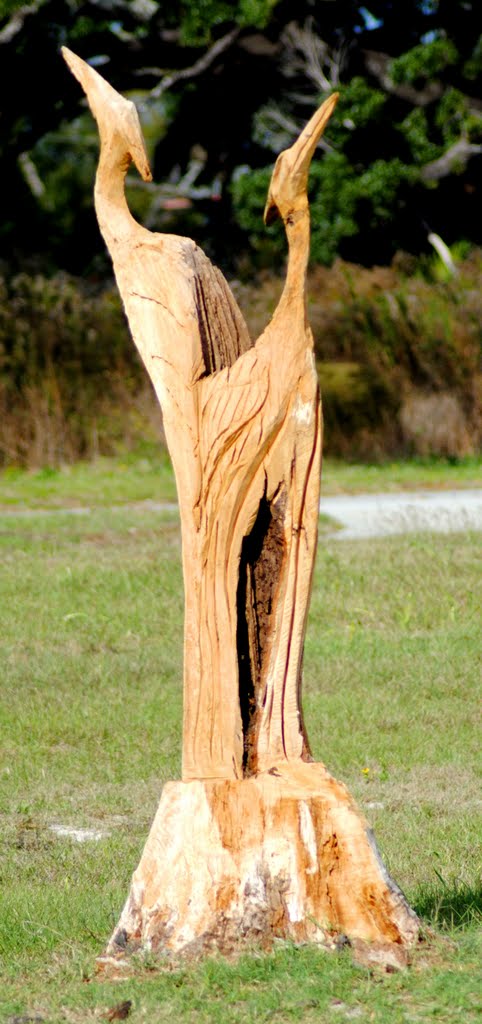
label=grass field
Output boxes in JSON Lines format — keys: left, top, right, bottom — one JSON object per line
{"left": 0, "top": 466, "right": 481, "bottom": 1022}
{"left": 0, "top": 450, "right": 480, "bottom": 509}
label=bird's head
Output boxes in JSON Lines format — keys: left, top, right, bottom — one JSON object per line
{"left": 264, "top": 92, "right": 339, "bottom": 226}
{"left": 62, "top": 47, "right": 152, "bottom": 182}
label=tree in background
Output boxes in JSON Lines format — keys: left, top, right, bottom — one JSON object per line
{"left": 232, "top": 1, "right": 482, "bottom": 266}
{"left": 0, "top": 0, "right": 481, "bottom": 274}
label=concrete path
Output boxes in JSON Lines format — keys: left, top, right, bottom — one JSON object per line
{"left": 2, "top": 489, "right": 482, "bottom": 540}
{"left": 319, "top": 489, "right": 482, "bottom": 539}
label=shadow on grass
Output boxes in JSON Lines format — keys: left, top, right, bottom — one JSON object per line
{"left": 414, "top": 877, "right": 482, "bottom": 930}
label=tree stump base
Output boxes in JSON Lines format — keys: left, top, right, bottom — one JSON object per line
{"left": 103, "top": 762, "right": 418, "bottom": 963}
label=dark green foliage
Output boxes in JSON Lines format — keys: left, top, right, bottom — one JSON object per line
{"left": 0, "top": 0, "right": 481, "bottom": 273}
{"left": 389, "top": 39, "right": 459, "bottom": 86}
{"left": 464, "top": 34, "right": 482, "bottom": 80}
{"left": 435, "top": 87, "right": 482, "bottom": 147}
{"left": 230, "top": 26, "right": 481, "bottom": 268}
{"left": 398, "top": 108, "right": 442, "bottom": 165}
{"left": 328, "top": 77, "right": 387, "bottom": 147}
{"left": 177, "top": 0, "right": 279, "bottom": 45}
{"left": 232, "top": 152, "right": 417, "bottom": 269}
{"left": 309, "top": 155, "right": 359, "bottom": 267}
{"left": 0, "top": 0, "right": 23, "bottom": 15}
{"left": 230, "top": 166, "right": 284, "bottom": 263}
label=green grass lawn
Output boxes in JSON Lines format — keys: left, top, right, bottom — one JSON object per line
{"left": 0, "top": 450, "right": 480, "bottom": 508}
{"left": 0, "top": 501, "right": 480, "bottom": 1022}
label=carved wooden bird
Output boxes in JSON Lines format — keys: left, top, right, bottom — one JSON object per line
{"left": 62, "top": 46, "right": 338, "bottom": 780}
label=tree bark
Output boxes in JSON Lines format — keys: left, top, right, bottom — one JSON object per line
{"left": 63, "top": 48, "right": 419, "bottom": 964}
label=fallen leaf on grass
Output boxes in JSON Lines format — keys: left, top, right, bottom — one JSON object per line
{"left": 102, "top": 1000, "right": 132, "bottom": 1021}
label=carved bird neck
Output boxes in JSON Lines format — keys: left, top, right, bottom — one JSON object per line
{"left": 263, "top": 93, "right": 339, "bottom": 328}
{"left": 95, "top": 141, "right": 137, "bottom": 249}
{"left": 277, "top": 201, "right": 311, "bottom": 322}
{"left": 61, "top": 46, "right": 152, "bottom": 250}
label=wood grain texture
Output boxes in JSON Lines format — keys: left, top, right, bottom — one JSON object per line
{"left": 63, "top": 48, "right": 419, "bottom": 957}
{"left": 62, "top": 46, "right": 336, "bottom": 781}
{"left": 103, "top": 764, "right": 419, "bottom": 959}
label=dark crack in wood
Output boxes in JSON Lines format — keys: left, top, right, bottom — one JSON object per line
{"left": 237, "top": 485, "right": 287, "bottom": 775}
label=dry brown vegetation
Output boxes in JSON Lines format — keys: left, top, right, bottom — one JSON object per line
{"left": 1, "top": 253, "right": 480, "bottom": 467}
{"left": 234, "top": 251, "right": 482, "bottom": 460}
{"left": 0, "top": 273, "right": 162, "bottom": 466}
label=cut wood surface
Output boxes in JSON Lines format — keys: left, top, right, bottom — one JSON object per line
{"left": 103, "top": 763, "right": 419, "bottom": 961}
{"left": 63, "top": 47, "right": 419, "bottom": 960}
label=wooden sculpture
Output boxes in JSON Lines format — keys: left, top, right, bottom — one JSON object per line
{"left": 63, "top": 47, "right": 419, "bottom": 964}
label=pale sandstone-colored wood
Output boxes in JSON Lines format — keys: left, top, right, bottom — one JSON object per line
{"left": 104, "top": 764, "right": 418, "bottom": 959}
{"left": 63, "top": 48, "right": 419, "bottom": 960}
{"left": 62, "top": 46, "right": 336, "bottom": 782}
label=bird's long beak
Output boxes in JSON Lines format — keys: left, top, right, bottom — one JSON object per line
{"left": 263, "top": 92, "right": 339, "bottom": 225}
{"left": 62, "top": 47, "right": 119, "bottom": 124}
{"left": 291, "top": 92, "right": 339, "bottom": 179}
{"left": 62, "top": 46, "right": 152, "bottom": 182}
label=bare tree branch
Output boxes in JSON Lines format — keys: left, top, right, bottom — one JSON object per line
{"left": 251, "top": 20, "right": 340, "bottom": 155}
{"left": 363, "top": 49, "right": 444, "bottom": 106}
{"left": 254, "top": 102, "right": 333, "bottom": 154}
{"left": 18, "top": 151, "right": 45, "bottom": 198}
{"left": 140, "top": 27, "right": 240, "bottom": 101}
{"left": 281, "top": 19, "right": 343, "bottom": 93}
{"left": 0, "top": 0, "right": 46, "bottom": 44}
{"left": 126, "top": 145, "right": 223, "bottom": 228}
{"left": 421, "top": 136, "right": 482, "bottom": 181}
{"left": 363, "top": 49, "right": 482, "bottom": 116}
